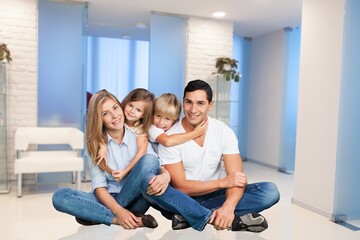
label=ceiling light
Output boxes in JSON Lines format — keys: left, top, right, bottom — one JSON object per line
{"left": 122, "top": 35, "right": 132, "bottom": 39}
{"left": 135, "top": 22, "right": 147, "bottom": 28}
{"left": 212, "top": 11, "right": 226, "bottom": 18}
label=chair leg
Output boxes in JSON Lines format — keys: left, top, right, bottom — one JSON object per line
{"left": 17, "top": 174, "right": 22, "bottom": 198}
{"left": 72, "top": 171, "right": 76, "bottom": 184}
{"left": 76, "top": 171, "right": 81, "bottom": 190}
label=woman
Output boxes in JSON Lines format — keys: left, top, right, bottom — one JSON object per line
{"left": 52, "top": 89, "right": 212, "bottom": 231}
{"left": 52, "top": 89, "right": 168, "bottom": 229}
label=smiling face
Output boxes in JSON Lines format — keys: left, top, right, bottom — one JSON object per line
{"left": 183, "top": 90, "right": 212, "bottom": 127}
{"left": 123, "top": 101, "right": 147, "bottom": 126}
{"left": 101, "top": 98, "right": 124, "bottom": 132}
{"left": 153, "top": 113, "right": 176, "bottom": 131}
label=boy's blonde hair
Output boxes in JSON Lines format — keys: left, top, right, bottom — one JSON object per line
{"left": 155, "top": 93, "right": 181, "bottom": 121}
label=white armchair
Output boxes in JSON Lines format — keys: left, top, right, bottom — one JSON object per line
{"left": 14, "top": 127, "right": 84, "bottom": 197}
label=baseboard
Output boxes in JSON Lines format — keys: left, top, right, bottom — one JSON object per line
{"left": 291, "top": 197, "right": 333, "bottom": 219}
{"left": 246, "top": 158, "right": 279, "bottom": 170}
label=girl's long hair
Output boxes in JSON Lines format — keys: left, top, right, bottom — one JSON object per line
{"left": 86, "top": 89, "right": 118, "bottom": 174}
{"left": 121, "top": 88, "right": 155, "bottom": 135}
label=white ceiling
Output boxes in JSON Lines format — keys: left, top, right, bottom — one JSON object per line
{"left": 84, "top": 0, "right": 302, "bottom": 41}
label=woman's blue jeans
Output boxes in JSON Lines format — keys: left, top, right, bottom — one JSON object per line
{"left": 52, "top": 154, "right": 211, "bottom": 231}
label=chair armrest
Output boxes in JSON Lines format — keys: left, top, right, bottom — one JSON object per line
{"left": 14, "top": 129, "right": 29, "bottom": 151}
{"left": 69, "top": 128, "right": 84, "bottom": 150}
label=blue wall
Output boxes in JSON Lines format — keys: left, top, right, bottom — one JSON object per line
{"left": 278, "top": 27, "right": 301, "bottom": 173}
{"left": 233, "top": 36, "right": 251, "bottom": 158}
{"left": 334, "top": 0, "right": 360, "bottom": 220}
{"left": 149, "top": 14, "right": 186, "bottom": 99}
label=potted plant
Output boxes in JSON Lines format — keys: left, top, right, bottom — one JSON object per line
{"left": 213, "top": 57, "right": 240, "bottom": 82}
{"left": 0, "top": 43, "right": 12, "bottom": 63}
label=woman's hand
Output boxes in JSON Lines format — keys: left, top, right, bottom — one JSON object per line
{"left": 147, "top": 167, "right": 170, "bottom": 196}
{"left": 114, "top": 207, "right": 140, "bottom": 229}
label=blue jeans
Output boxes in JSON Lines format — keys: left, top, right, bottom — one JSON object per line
{"left": 52, "top": 154, "right": 211, "bottom": 231}
{"left": 192, "top": 182, "right": 280, "bottom": 215}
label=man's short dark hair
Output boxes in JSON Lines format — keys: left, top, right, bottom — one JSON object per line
{"left": 183, "top": 79, "right": 213, "bottom": 103}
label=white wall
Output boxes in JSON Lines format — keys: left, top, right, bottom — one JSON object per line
{"left": 246, "top": 30, "right": 285, "bottom": 167}
{"left": 0, "top": 0, "right": 38, "bottom": 180}
{"left": 186, "top": 17, "right": 233, "bottom": 84}
{"left": 293, "top": 0, "right": 345, "bottom": 218}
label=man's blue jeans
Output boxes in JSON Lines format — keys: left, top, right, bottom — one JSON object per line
{"left": 52, "top": 154, "right": 211, "bottom": 231}
{"left": 192, "top": 182, "right": 280, "bottom": 215}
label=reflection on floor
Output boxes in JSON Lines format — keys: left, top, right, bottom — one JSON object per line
{"left": 1, "top": 161, "right": 359, "bottom": 240}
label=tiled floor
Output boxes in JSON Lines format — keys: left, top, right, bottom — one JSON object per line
{"left": 1, "top": 162, "right": 359, "bottom": 240}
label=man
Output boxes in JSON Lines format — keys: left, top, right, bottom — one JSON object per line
{"left": 158, "top": 79, "right": 280, "bottom": 232}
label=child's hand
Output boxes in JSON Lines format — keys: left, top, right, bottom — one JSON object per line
{"left": 193, "top": 119, "right": 208, "bottom": 138}
{"left": 112, "top": 170, "right": 126, "bottom": 182}
{"left": 97, "top": 143, "right": 108, "bottom": 166}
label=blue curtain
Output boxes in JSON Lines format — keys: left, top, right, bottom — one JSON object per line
{"left": 38, "top": 0, "right": 87, "bottom": 130}
{"left": 87, "top": 37, "right": 149, "bottom": 101}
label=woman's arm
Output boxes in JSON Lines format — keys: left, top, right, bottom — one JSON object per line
{"left": 156, "top": 120, "right": 208, "bottom": 147}
{"left": 112, "top": 135, "right": 148, "bottom": 181}
{"left": 94, "top": 187, "right": 140, "bottom": 229}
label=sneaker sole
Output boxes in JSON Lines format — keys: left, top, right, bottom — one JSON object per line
{"left": 232, "top": 213, "right": 268, "bottom": 232}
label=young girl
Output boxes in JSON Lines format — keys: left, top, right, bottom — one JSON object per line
{"left": 98, "top": 91, "right": 207, "bottom": 181}
{"left": 97, "top": 88, "right": 155, "bottom": 181}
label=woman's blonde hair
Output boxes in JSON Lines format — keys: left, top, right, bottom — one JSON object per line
{"left": 155, "top": 93, "right": 181, "bottom": 122}
{"left": 121, "top": 88, "right": 155, "bottom": 134}
{"left": 86, "top": 89, "right": 119, "bottom": 174}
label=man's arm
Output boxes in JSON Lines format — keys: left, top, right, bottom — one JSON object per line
{"left": 164, "top": 154, "right": 247, "bottom": 197}
{"left": 165, "top": 162, "right": 222, "bottom": 196}
{"left": 223, "top": 153, "right": 245, "bottom": 205}
{"left": 212, "top": 153, "right": 246, "bottom": 230}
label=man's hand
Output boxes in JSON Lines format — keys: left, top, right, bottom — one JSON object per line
{"left": 147, "top": 175, "right": 168, "bottom": 196}
{"left": 221, "top": 171, "right": 247, "bottom": 188}
{"left": 147, "top": 168, "right": 170, "bottom": 196}
{"left": 211, "top": 205, "right": 235, "bottom": 230}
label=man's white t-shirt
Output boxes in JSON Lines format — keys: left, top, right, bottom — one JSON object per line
{"left": 158, "top": 116, "right": 239, "bottom": 181}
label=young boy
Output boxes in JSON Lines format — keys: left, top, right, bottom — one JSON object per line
{"left": 148, "top": 93, "right": 207, "bottom": 154}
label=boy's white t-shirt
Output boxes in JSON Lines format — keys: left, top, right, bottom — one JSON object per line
{"left": 158, "top": 116, "right": 239, "bottom": 181}
{"left": 148, "top": 125, "right": 165, "bottom": 142}
{"left": 148, "top": 125, "right": 165, "bottom": 154}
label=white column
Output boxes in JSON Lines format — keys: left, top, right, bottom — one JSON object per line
{"left": 293, "top": 0, "right": 345, "bottom": 218}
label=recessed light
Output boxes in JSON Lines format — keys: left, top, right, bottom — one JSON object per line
{"left": 135, "top": 22, "right": 147, "bottom": 28}
{"left": 212, "top": 11, "right": 226, "bottom": 18}
{"left": 122, "top": 35, "right": 132, "bottom": 39}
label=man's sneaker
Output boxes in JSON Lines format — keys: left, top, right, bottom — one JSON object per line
{"left": 231, "top": 212, "right": 268, "bottom": 232}
{"left": 172, "top": 212, "right": 268, "bottom": 232}
{"left": 172, "top": 214, "right": 190, "bottom": 230}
